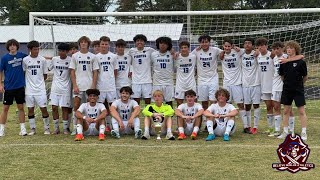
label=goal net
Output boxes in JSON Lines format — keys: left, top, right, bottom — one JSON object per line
{"left": 30, "top": 9, "right": 320, "bottom": 114}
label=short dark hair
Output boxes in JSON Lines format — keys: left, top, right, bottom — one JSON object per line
{"left": 6, "top": 39, "right": 20, "bottom": 51}
{"left": 120, "top": 86, "right": 133, "bottom": 95}
{"left": 86, "top": 89, "right": 100, "bottom": 96}
{"left": 156, "top": 36, "right": 172, "bottom": 51}
{"left": 244, "top": 37, "right": 255, "bottom": 45}
{"left": 115, "top": 39, "right": 127, "bottom": 47}
{"left": 185, "top": 89, "right": 196, "bottom": 97}
{"left": 215, "top": 87, "right": 230, "bottom": 101}
{"left": 69, "top": 42, "right": 78, "bottom": 49}
{"left": 271, "top": 41, "right": 284, "bottom": 49}
{"left": 255, "top": 37, "right": 268, "bottom": 46}
{"left": 133, "top": 34, "right": 147, "bottom": 42}
{"left": 58, "top": 43, "right": 70, "bottom": 51}
{"left": 77, "top": 36, "right": 91, "bottom": 47}
{"left": 99, "top": 36, "right": 110, "bottom": 42}
{"left": 179, "top": 41, "right": 190, "bottom": 48}
{"left": 91, "top": 40, "right": 100, "bottom": 47}
{"left": 27, "top": 40, "right": 40, "bottom": 49}
{"left": 223, "top": 37, "right": 233, "bottom": 45}
{"left": 198, "top": 34, "right": 211, "bottom": 43}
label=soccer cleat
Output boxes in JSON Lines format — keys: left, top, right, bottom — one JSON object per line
{"left": 70, "top": 128, "right": 77, "bottom": 136}
{"left": 74, "top": 134, "right": 84, "bottom": 141}
{"left": 268, "top": 131, "right": 281, "bottom": 137}
{"left": 250, "top": 128, "right": 258, "bottom": 134}
{"left": 98, "top": 133, "right": 105, "bottom": 141}
{"left": 19, "top": 129, "right": 27, "bottom": 136}
{"left": 135, "top": 129, "right": 142, "bottom": 139}
{"left": 191, "top": 132, "right": 197, "bottom": 140}
{"left": 277, "top": 132, "right": 288, "bottom": 139}
{"left": 141, "top": 131, "right": 150, "bottom": 140}
{"left": 111, "top": 130, "right": 120, "bottom": 139}
{"left": 243, "top": 127, "right": 252, "bottom": 134}
{"left": 264, "top": 128, "right": 274, "bottom": 134}
{"left": 206, "top": 134, "right": 216, "bottom": 141}
{"left": 63, "top": 128, "right": 70, "bottom": 135}
{"left": 301, "top": 132, "right": 307, "bottom": 141}
{"left": 223, "top": 134, "right": 230, "bottom": 141}
{"left": 44, "top": 129, "right": 51, "bottom": 135}
{"left": 52, "top": 129, "right": 60, "bottom": 135}
{"left": 178, "top": 133, "right": 187, "bottom": 140}
{"left": 166, "top": 132, "right": 175, "bottom": 140}
{"left": 28, "top": 128, "right": 36, "bottom": 136}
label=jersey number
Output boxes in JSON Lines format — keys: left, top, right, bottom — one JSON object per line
{"left": 160, "top": 63, "right": 166, "bottom": 69}
{"left": 245, "top": 61, "right": 252, "bottom": 67}
{"left": 138, "top": 59, "right": 142, "bottom": 64}
{"left": 227, "top": 62, "right": 235, "bottom": 68}
{"left": 261, "top": 66, "right": 267, "bottom": 72}
{"left": 203, "top": 62, "right": 210, "bottom": 67}
{"left": 183, "top": 68, "right": 189, "bottom": 73}
{"left": 83, "top": 65, "right": 86, "bottom": 71}
{"left": 119, "top": 65, "right": 125, "bottom": 71}
{"left": 103, "top": 66, "right": 108, "bottom": 71}
{"left": 122, "top": 114, "right": 128, "bottom": 120}
{"left": 59, "top": 70, "right": 63, "bottom": 76}
{"left": 31, "top": 69, "right": 37, "bottom": 75}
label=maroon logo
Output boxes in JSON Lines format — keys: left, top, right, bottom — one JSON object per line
{"left": 272, "top": 134, "right": 315, "bottom": 173}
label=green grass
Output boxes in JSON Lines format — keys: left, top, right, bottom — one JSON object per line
{"left": 0, "top": 104, "right": 319, "bottom": 179}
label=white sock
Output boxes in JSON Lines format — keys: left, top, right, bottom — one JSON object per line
{"left": 111, "top": 118, "right": 119, "bottom": 132}
{"left": 225, "top": 120, "right": 235, "bottom": 135}
{"left": 283, "top": 126, "right": 289, "bottom": 134}
{"left": 302, "top": 127, "right": 306, "bottom": 134}
{"left": 267, "top": 114, "right": 274, "bottom": 128}
{"left": 20, "top": 123, "right": 26, "bottom": 131}
{"left": 144, "top": 126, "right": 150, "bottom": 134}
{"left": 134, "top": 118, "right": 140, "bottom": 131}
{"left": 253, "top": 108, "right": 261, "bottom": 128}
{"left": 289, "top": 116, "right": 295, "bottom": 132}
{"left": 178, "top": 127, "right": 184, "bottom": 134}
{"left": 167, "top": 128, "right": 172, "bottom": 133}
{"left": 246, "top": 110, "right": 252, "bottom": 127}
{"left": 0, "top": 124, "right": 5, "bottom": 131}
{"left": 207, "top": 120, "right": 214, "bottom": 134}
{"left": 274, "top": 115, "right": 282, "bottom": 132}
{"left": 67, "top": 113, "right": 72, "bottom": 128}
{"left": 76, "top": 124, "right": 83, "bottom": 134}
{"left": 193, "top": 126, "right": 199, "bottom": 134}
{"left": 99, "top": 124, "right": 106, "bottom": 134}
{"left": 73, "top": 113, "right": 77, "bottom": 129}
{"left": 29, "top": 118, "right": 36, "bottom": 129}
{"left": 53, "top": 119, "right": 59, "bottom": 130}
{"left": 62, "top": 120, "right": 68, "bottom": 130}
{"left": 43, "top": 117, "right": 50, "bottom": 130}
{"left": 239, "top": 110, "right": 247, "bottom": 128}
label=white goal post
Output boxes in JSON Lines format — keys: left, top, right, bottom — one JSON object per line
{"left": 29, "top": 8, "right": 320, "bottom": 112}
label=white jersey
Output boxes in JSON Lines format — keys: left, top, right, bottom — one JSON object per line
{"left": 96, "top": 52, "right": 117, "bottom": 91}
{"left": 129, "top": 47, "right": 156, "bottom": 84}
{"left": 111, "top": 99, "right": 139, "bottom": 121}
{"left": 48, "top": 56, "right": 72, "bottom": 95}
{"left": 23, "top": 55, "right": 48, "bottom": 95}
{"left": 207, "top": 103, "right": 236, "bottom": 124}
{"left": 77, "top": 102, "right": 106, "bottom": 119}
{"left": 175, "top": 53, "right": 197, "bottom": 91}
{"left": 241, "top": 49, "right": 261, "bottom": 87}
{"left": 69, "top": 51, "right": 99, "bottom": 91}
{"left": 221, "top": 49, "right": 242, "bottom": 86}
{"left": 192, "top": 47, "right": 222, "bottom": 85}
{"left": 115, "top": 54, "right": 132, "bottom": 88}
{"left": 151, "top": 51, "right": 174, "bottom": 85}
{"left": 273, "top": 54, "right": 287, "bottom": 92}
{"left": 257, "top": 51, "right": 274, "bottom": 93}
{"left": 177, "top": 103, "right": 203, "bottom": 118}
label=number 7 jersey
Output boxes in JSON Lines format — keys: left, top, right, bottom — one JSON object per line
{"left": 48, "top": 56, "right": 72, "bottom": 95}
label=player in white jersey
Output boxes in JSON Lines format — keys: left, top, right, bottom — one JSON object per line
{"left": 48, "top": 43, "right": 72, "bottom": 135}
{"left": 69, "top": 36, "right": 99, "bottom": 135}
{"left": 151, "top": 36, "right": 175, "bottom": 106}
{"left": 128, "top": 34, "right": 156, "bottom": 105}
{"left": 240, "top": 37, "right": 261, "bottom": 134}
{"left": 175, "top": 41, "right": 197, "bottom": 107}
{"left": 74, "top": 89, "right": 107, "bottom": 141}
{"left": 23, "top": 40, "right": 50, "bottom": 135}
{"left": 203, "top": 88, "right": 238, "bottom": 141}
{"left": 109, "top": 86, "right": 142, "bottom": 138}
{"left": 255, "top": 38, "right": 275, "bottom": 134}
{"left": 175, "top": 90, "right": 203, "bottom": 140}
{"left": 115, "top": 39, "right": 132, "bottom": 98}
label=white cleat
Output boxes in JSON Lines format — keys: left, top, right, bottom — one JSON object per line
{"left": 111, "top": 130, "right": 120, "bottom": 139}
{"left": 135, "top": 129, "right": 142, "bottom": 139}
{"left": 301, "top": 132, "right": 307, "bottom": 141}
{"left": 28, "top": 128, "right": 36, "bottom": 136}
{"left": 70, "top": 128, "right": 77, "bottom": 136}
{"left": 277, "top": 132, "right": 288, "bottom": 139}
{"left": 44, "top": 129, "right": 51, "bottom": 135}
{"left": 166, "top": 132, "right": 175, "bottom": 140}
{"left": 19, "top": 128, "right": 28, "bottom": 136}
{"left": 0, "top": 128, "right": 5, "bottom": 137}
{"left": 141, "top": 131, "right": 150, "bottom": 140}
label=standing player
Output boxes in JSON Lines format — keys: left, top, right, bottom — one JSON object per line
{"left": 175, "top": 90, "right": 203, "bottom": 140}
{"left": 115, "top": 39, "right": 132, "bottom": 98}
{"left": 203, "top": 88, "right": 238, "bottom": 141}
{"left": 278, "top": 41, "right": 308, "bottom": 140}
{"left": 48, "top": 43, "right": 72, "bottom": 134}
{"left": 74, "top": 89, "right": 107, "bottom": 141}
{"left": 91, "top": 40, "right": 100, "bottom": 54}
{"left": 151, "top": 36, "right": 175, "bottom": 106}
{"left": 0, "top": 39, "right": 28, "bottom": 136}
{"left": 23, "top": 40, "right": 50, "bottom": 135}
{"left": 69, "top": 36, "right": 99, "bottom": 135}
{"left": 109, "top": 86, "right": 142, "bottom": 138}
{"left": 128, "top": 34, "right": 156, "bottom": 105}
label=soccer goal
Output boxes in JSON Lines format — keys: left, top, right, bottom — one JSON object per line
{"left": 29, "top": 9, "right": 320, "bottom": 114}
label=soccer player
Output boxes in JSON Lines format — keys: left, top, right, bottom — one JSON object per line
{"left": 114, "top": 39, "right": 132, "bottom": 98}
{"left": 128, "top": 34, "right": 156, "bottom": 105}
{"left": 151, "top": 36, "right": 175, "bottom": 106}
{"left": 69, "top": 36, "right": 99, "bottom": 135}
{"left": 175, "top": 90, "right": 203, "bottom": 140}
{"left": 68, "top": 42, "right": 78, "bottom": 55}
{"left": 48, "top": 43, "right": 72, "bottom": 134}
{"left": 109, "top": 86, "right": 142, "bottom": 138}
{"left": 23, "top": 40, "right": 50, "bottom": 135}
{"left": 175, "top": 41, "right": 197, "bottom": 107}
{"left": 141, "top": 90, "right": 175, "bottom": 140}
{"left": 203, "top": 88, "right": 238, "bottom": 141}
{"left": 278, "top": 41, "right": 308, "bottom": 141}
{"left": 0, "top": 39, "right": 28, "bottom": 137}
{"left": 91, "top": 40, "right": 100, "bottom": 54}
{"left": 74, "top": 89, "right": 107, "bottom": 141}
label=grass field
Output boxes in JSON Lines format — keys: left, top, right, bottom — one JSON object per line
{"left": 0, "top": 104, "right": 319, "bottom": 179}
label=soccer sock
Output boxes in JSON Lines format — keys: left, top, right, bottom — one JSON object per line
{"left": 239, "top": 110, "right": 247, "bottom": 128}
{"left": 20, "top": 123, "right": 26, "bottom": 131}
{"left": 29, "top": 118, "right": 36, "bottom": 129}
{"left": 267, "top": 114, "right": 274, "bottom": 128}
{"left": 193, "top": 126, "right": 199, "bottom": 134}
{"left": 283, "top": 126, "right": 289, "bottom": 134}
{"left": 178, "top": 127, "right": 184, "bottom": 134}
{"left": 167, "top": 128, "right": 172, "bottom": 133}
{"left": 76, "top": 124, "right": 83, "bottom": 134}
{"left": 289, "top": 116, "right": 295, "bottom": 132}
{"left": 62, "top": 120, "right": 69, "bottom": 130}
{"left": 144, "top": 126, "right": 150, "bottom": 134}
{"left": 67, "top": 113, "right": 72, "bottom": 128}
{"left": 225, "top": 120, "right": 235, "bottom": 135}
{"left": 99, "top": 124, "right": 106, "bottom": 134}
{"left": 207, "top": 120, "right": 214, "bottom": 134}
{"left": 106, "top": 115, "right": 111, "bottom": 129}
{"left": 302, "top": 127, "right": 307, "bottom": 134}
{"left": 274, "top": 115, "right": 282, "bottom": 132}
{"left": 53, "top": 119, "right": 59, "bottom": 130}
{"left": 134, "top": 118, "right": 140, "bottom": 131}
{"left": 0, "top": 124, "right": 5, "bottom": 131}
{"left": 246, "top": 110, "right": 252, "bottom": 127}
{"left": 43, "top": 117, "right": 50, "bottom": 130}
{"left": 253, "top": 108, "right": 261, "bottom": 128}
{"left": 111, "top": 118, "right": 119, "bottom": 132}
{"left": 72, "top": 113, "right": 77, "bottom": 130}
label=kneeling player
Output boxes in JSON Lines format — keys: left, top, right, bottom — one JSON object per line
{"left": 109, "top": 86, "right": 142, "bottom": 139}
{"left": 175, "top": 90, "right": 203, "bottom": 140}
{"left": 141, "top": 90, "right": 175, "bottom": 140}
{"left": 203, "top": 88, "right": 238, "bottom": 141}
{"left": 74, "top": 89, "right": 107, "bottom": 141}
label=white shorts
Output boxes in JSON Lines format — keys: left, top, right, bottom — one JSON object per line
{"left": 243, "top": 86, "right": 261, "bottom": 105}
{"left": 49, "top": 93, "right": 71, "bottom": 107}
{"left": 98, "top": 91, "right": 117, "bottom": 103}
{"left": 184, "top": 122, "right": 195, "bottom": 135}
{"left": 261, "top": 93, "right": 272, "bottom": 101}
{"left": 131, "top": 83, "right": 152, "bottom": 99}
{"left": 213, "top": 120, "right": 236, "bottom": 137}
{"left": 197, "top": 83, "right": 218, "bottom": 101}
{"left": 152, "top": 85, "right": 174, "bottom": 102}
{"left": 175, "top": 87, "right": 197, "bottom": 100}
{"left": 224, "top": 85, "right": 244, "bottom": 104}
{"left": 271, "top": 91, "right": 282, "bottom": 102}
{"left": 120, "top": 118, "right": 140, "bottom": 135}
{"left": 73, "top": 91, "right": 88, "bottom": 103}
{"left": 83, "top": 123, "right": 99, "bottom": 136}
{"left": 25, "top": 94, "right": 48, "bottom": 108}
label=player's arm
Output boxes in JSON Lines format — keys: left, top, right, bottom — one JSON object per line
{"left": 95, "top": 108, "right": 107, "bottom": 122}
{"left": 109, "top": 105, "right": 125, "bottom": 129}
{"left": 203, "top": 109, "right": 216, "bottom": 119}
{"left": 163, "top": 105, "right": 174, "bottom": 117}
{"left": 175, "top": 108, "right": 187, "bottom": 119}
{"left": 220, "top": 109, "right": 238, "bottom": 119}
{"left": 192, "top": 109, "right": 204, "bottom": 119}
{"left": 219, "top": 50, "right": 225, "bottom": 60}
{"left": 279, "top": 54, "right": 304, "bottom": 64}
{"left": 91, "top": 69, "right": 98, "bottom": 89}
{"left": 75, "top": 110, "right": 94, "bottom": 124}
{"left": 303, "top": 75, "right": 308, "bottom": 84}
{"left": 0, "top": 71, "right": 4, "bottom": 93}
{"left": 69, "top": 69, "right": 79, "bottom": 93}
{"left": 128, "top": 106, "right": 141, "bottom": 128}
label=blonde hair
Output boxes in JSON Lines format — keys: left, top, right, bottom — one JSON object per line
{"left": 285, "top": 40, "right": 301, "bottom": 55}
{"left": 153, "top": 90, "right": 164, "bottom": 97}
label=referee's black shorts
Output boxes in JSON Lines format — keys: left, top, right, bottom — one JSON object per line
{"left": 281, "top": 89, "right": 305, "bottom": 107}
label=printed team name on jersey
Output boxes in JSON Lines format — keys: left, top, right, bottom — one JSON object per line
{"left": 243, "top": 55, "right": 255, "bottom": 61}
{"left": 100, "top": 61, "right": 111, "bottom": 65}
{"left": 78, "top": 61, "right": 91, "bottom": 64}
{"left": 88, "top": 112, "right": 98, "bottom": 118}
{"left": 8, "top": 58, "right": 23, "bottom": 67}
{"left": 180, "top": 63, "right": 192, "bottom": 67}
{"left": 27, "top": 65, "right": 41, "bottom": 69}
{"left": 200, "top": 57, "right": 212, "bottom": 61}
{"left": 134, "top": 54, "right": 146, "bottom": 58}
{"left": 120, "top": 109, "right": 130, "bottom": 114}
{"left": 55, "top": 66, "right": 69, "bottom": 70}
{"left": 258, "top": 61, "right": 270, "bottom": 65}
{"left": 156, "top": 59, "right": 170, "bottom": 63}
{"left": 118, "top": 61, "right": 128, "bottom": 65}
{"left": 225, "top": 57, "right": 237, "bottom": 62}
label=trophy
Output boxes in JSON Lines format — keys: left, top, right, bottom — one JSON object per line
{"left": 154, "top": 122, "right": 162, "bottom": 140}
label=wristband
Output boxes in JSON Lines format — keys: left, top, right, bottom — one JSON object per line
{"left": 82, "top": 116, "right": 86, "bottom": 120}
